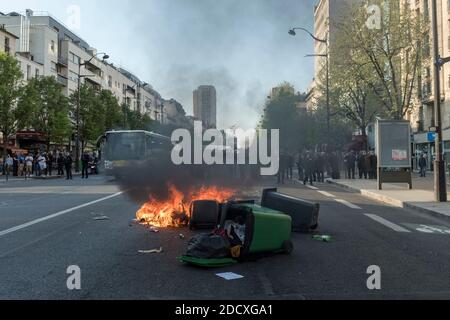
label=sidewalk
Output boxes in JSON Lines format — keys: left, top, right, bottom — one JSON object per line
{"left": 327, "top": 174, "right": 450, "bottom": 219}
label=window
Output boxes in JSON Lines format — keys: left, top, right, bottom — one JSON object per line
{"left": 50, "top": 40, "right": 55, "bottom": 53}
{"left": 4, "top": 37, "right": 9, "bottom": 54}
{"left": 69, "top": 71, "right": 78, "bottom": 83}
{"left": 69, "top": 51, "right": 80, "bottom": 64}
{"left": 27, "top": 65, "right": 31, "bottom": 80}
{"left": 108, "top": 76, "right": 112, "bottom": 88}
{"left": 35, "top": 69, "right": 39, "bottom": 77}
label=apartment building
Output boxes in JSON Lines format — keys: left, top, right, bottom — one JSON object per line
{"left": 193, "top": 85, "right": 217, "bottom": 129}
{"left": 0, "top": 10, "right": 165, "bottom": 122}
{"left": 309, "top": 0, "right": 362, "bottom": 104}
{"left": 406, "top": 0, "right": 450, "bottom": 166}
{"left": 0, "top": 22, "right": 17, "bottom": 55}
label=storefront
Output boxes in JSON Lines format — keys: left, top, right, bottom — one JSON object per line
{"left": 413, "top": 129, "right": 450, "bottom": 172}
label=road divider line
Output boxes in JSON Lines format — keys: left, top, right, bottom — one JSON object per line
{"left": 317, "top": 191, "right": 336, "bottom": 198}
{"left": 334, "top": 199, "right": 362, "bottom": 210}
{"left": 365, "top": 214, "right": 411, "bottom": 233}
{"left": 0, "top": 192, "right": 124, "bottom": 238}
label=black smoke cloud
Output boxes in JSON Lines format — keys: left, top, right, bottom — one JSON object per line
{"left": 114, "top": 149, "right": 264, "bottom": 204}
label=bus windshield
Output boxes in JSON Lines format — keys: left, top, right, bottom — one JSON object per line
{"left": 105, "top": 132, "right": 146, "bottom": 161}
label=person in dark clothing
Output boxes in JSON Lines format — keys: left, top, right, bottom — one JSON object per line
{"left": 81, "top": 152, "right": 91, "bottom": 179}
{"left": 47, "top": 153, "right": 53, "bottom": 176}
{"left": 286, "top": 153, "right": 294, "bottom": 180}
{"left": 297, "top": 153, "right": 305, "bottom": 181}
{"left": 64, "top": 153, "right": 73, "bottom": 180}
{"left": 357, "top": 152, "right": 366, "bottom": 179}
{"left": 57, "top": 153, "right": 64, "bottom": 176}
{"left": 419, "top": 154, "right": 427, "bottom": 177}
{"left": 303, "top": 152, "right": 314, "bottom": 186}
{"left": 278, "top": 153, "right": 286, "bottom": 184}
{"left": 316, "top": 152, "right": 326, "bottom": 183}
{"left": 345, "top": 151, "right": 356, "bottom": 179}
{"left": 12, "top": 154, "right": 18, "bottom": 177}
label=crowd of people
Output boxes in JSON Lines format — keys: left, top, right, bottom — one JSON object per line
{"left": 343, "top": 150, "right": 378, "bottom": 180}
{"left": 277, "top": 149, "right": 342, "bottom": 186}
{"left": 1, "top": 151, "right": 98, "bottom": 181}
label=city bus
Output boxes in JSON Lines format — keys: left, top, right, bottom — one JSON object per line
{"left": 97, "top": 130, "right": 172, "bottom": 173}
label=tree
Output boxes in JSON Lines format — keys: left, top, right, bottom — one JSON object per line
{"left": 335, "top": 0, "right": 428, "bottom": 119}
{"left": 69, "top": 84, "right": 101, "bottom": 152}
{"left": 17, "top": 76, "right": 70, "bottom": 149}
{"left": 99, "top": 90, "right": 124, "bottom": 131}
{"left": 260, "top": 83, "right": 313, "bottom": 152}
{"left": 0, "top": 52, "right": 23, "bottom": 157}
{"left": 316, "top": 31, "right": 385, "bottom": 150}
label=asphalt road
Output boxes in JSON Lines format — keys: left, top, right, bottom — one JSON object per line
{"left": 0, "top": 174, "right": 449, "bottom": 300}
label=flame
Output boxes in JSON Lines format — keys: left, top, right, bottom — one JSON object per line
{"left": 136, "top": 185, "right": 235, "bottom": 228}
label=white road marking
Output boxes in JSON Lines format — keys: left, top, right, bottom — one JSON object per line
{"left": 306, "top": 185, "right": 319, "bottom": 190}
{"left": 334, "top": 199, "right": 362, "bottom": 209}
{"left": 0, "top": 192, "right": 124, "bottom": 237}
{"left": 365, "top": 214, "right": 411, "bottom": 233}
{"left": 317, "top": 191, "right": 336, "bottom": 198}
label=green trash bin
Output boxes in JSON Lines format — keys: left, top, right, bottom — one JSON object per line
{"left": 225, "top": 203, "right": 293, "bottom": 257}
{"left": 180, "top": 201, "right": 293, "bottom": 267}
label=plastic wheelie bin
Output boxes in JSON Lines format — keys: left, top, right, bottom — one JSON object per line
{"left": 180, "top": 201, "right": 293, "bottom": 267}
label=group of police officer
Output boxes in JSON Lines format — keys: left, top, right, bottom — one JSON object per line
{"left": 277, "top": 150, "right": 342, "bottom": 186}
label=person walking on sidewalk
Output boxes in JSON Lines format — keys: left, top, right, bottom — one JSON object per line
{"left": 419, "top": 153, "right": 428, "bottom": 177}
{"left": 64, "top": 153, "right": 73, "bottom": 180}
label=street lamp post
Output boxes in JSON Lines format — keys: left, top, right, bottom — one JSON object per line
{"left": 289, "top": 27, "right": 330, "bottom": 146}
{"left": 431, "top": 0, "right": 448, "bottom": 202}
{"left": 75, "top": 52, "right": 109, "bottom": 172}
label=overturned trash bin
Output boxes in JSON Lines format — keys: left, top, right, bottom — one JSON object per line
{"left": 180, "top": 201, "right": 293, "bottom": 267}
{"left": 189, "top": 200, "right": 220, "bottom": 230}
{"left": 261, "top": 188, "right": 319, "bottom": 233}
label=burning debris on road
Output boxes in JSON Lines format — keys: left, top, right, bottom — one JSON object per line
{"left": 136, "top": 185, "right": 235, "bottom": 228}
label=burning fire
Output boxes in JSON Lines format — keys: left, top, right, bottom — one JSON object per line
{"left": 136, "top": 185, "right": 235, "bottom": 228}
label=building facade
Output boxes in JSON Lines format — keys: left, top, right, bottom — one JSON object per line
{"left": 308, "top": 0, "right": 362, "bottom": 109}
{"left": 193, "top": 85, "right": 217, "bottom": 128}
{"left": 0, "top": 10, "right": 166, "bottom": 122}
{"left": 408, "top": 0, "right": 450, "bottom": 170}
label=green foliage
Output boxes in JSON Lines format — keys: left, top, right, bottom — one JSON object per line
{"left": 261, "top": 83, "right": 330, "bottom": 151}
{"left": 334, "top": 0, "right": 428, "bottom": 120}
{"left": 0, "top": 52, "right": 23, "bottom": 154}
{"left": 17, "top": 76, "right": 70, "bottom": 146}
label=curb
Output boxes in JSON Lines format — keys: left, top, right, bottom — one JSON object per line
{"left": 327, "top": 179, "right": 450, "bottom": 220}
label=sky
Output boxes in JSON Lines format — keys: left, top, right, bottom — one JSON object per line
{"left": 3, "top": 0, "right": 316, "bottom": 129}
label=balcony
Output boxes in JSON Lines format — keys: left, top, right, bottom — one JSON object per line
{"left": 57, "top": 56, "right": 68, "bottom": 67}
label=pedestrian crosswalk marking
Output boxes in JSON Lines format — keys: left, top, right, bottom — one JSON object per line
{"left": 306, "top": 185, "right": 319, "bottom": 190}
{"left": 365, "top": 214, "right": 411, "bottom": 233}
{"left": 334, "top": 199, "right": 362, "bottom": 209}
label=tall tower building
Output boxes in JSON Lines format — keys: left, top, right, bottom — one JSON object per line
{"left": 193, "top": 85, "right": 217, "bottom": 128}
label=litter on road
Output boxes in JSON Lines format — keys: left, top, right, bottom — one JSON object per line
{"left": 312, "top": 235, "right": 332, "bottom": 242}
{"left": 93, "top": 216, "right": 110, "bottom": 221}
{"left": 216, "top": 272, "right": 244, "bottom": 281}
{"left": 138, "top": 247, "right": 163, "bottom": 254}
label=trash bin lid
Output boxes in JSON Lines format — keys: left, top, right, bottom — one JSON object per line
{"left": 179, "top": 256, "right": 238, "bottom": 268}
